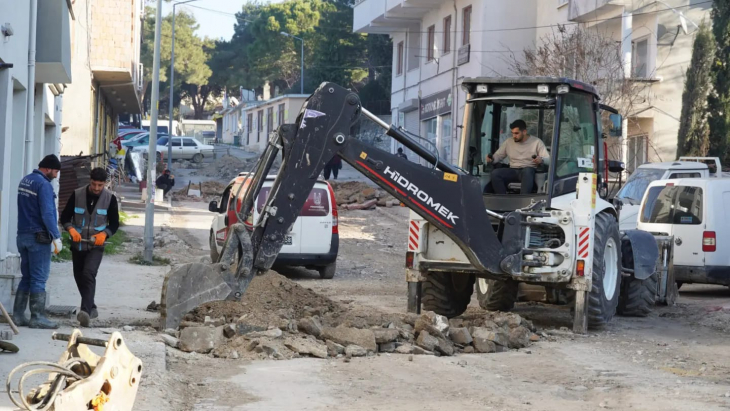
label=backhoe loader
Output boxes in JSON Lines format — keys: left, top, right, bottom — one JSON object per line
{"left": 160, "top": 78, "right": 659, "bottom": 334}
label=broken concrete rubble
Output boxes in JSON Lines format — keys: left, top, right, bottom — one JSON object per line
{"left": 416, "top": 331, "right": 439, "bottom": 352}
{"left": 414, "top": 311, "right": 450, "bottom": 339}
{"left": 178, "top": 326, "right": 221, "bottom": 354}
{"left": 345, "top": 345, "right": 367, "bottom": 357}
{"left": 449, "top": 327, "right": 473, "bottom": 345}
{"left": 284, "top": 336, "right": 328, "bottom": 359}
{"left": 373, "top": 328, "right": 400, "bottom": 344}
{"left": 320, "top": 326, "right": 377, "bottom": 352}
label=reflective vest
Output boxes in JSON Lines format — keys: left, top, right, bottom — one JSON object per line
{"left": 71, "top": 186, "right": 112, "bottom": 251}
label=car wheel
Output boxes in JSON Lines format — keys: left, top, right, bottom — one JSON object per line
{"left": 318, "top": 262, "right": 336, "bottom": 279}
{"left": 193, "top": 153, "right": 203, "bottom": 163}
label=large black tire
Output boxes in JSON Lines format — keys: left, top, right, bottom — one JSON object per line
{"left": 421, "top": 272, "right": 475, "bottom": 318}
{"left": 209, "top": 230, "right": 220, "bottom": 263}
{"left": 617, "top": 273, "right": 658, "bottom": 317}
{"left": 586, "top": 213, "right": 623, "bottom": 328}
{"left": 476, "top": 278, "right": 518, "bottom": 311}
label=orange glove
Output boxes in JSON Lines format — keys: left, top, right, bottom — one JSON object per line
{"left": 93, "top": 232, "right": 107, "bottom": 247}
{"left": 68, "top": 227, "right": 82, "bottom": 243}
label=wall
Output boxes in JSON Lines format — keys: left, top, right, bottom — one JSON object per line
{"left": 242, "top": 96, "right": 307, "bottom": 153}
{"left": 90, "top": 0, "right": 136, "bottom": 72}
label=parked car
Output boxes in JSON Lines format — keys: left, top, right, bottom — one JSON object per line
{"left": 208, "top": 173, "right": 339, "bottom": 279}
{"left": 637, "top": 178, "right": 730, "bottom": 288}
{"left": 122, "top": 132, "right": 170, "bottom": 148}
{"left": 616, "top": 157, "right": 724, "bottom": 231}
{"left": 118, "top": 129, "right": 146, "bottom": 140}
{"left": 149, "top": 136, "right": 214, "bottom": 163}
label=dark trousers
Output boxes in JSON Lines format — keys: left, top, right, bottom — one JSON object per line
{"left": 71, "top": 247, "right": 104, "bottom": 314}
{"left": 158, "top": 183, "right": 172, "bottom": 196}
{"left": 491, "top": 167, "right": 537, "bottom": 194}
{"left": 323, "top": 165, "right": 339, "bottom": 180}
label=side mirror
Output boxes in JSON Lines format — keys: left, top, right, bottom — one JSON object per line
{"left": 208, "top": 200, "right": 218, "bottom": 213}
{"left": 609, "top": 113, "right": 623, "bottom": 137}
{"left": 608, "top": 160, "right": 625, "bottom": 173}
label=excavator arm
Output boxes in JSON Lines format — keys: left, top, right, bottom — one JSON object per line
{"left": 161, "top": 82, "right": 530, "bottom": 329}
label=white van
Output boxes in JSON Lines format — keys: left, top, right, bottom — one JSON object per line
{"left": 208, "top": 173, "right": 339, "bottom": 279}
{"left": 637, "top": 178, "right": 730, "bottom": 287}
{"left": 616, "top": 157, "right": 725, "bottom": 231}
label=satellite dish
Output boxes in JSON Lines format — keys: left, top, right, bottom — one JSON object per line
{"left": 679, "top": 14, "right": 689, "bottom": 35}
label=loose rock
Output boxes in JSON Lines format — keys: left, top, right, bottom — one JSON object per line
{"left": 326, "top": 340, "right": 345, "bottom": 357}
{"left": 379, "top": 342, "right": 396, "bottom": 353}
{"left": 416, "top": 331, "right": 439, "bottom": 352}
{"left": 245, "top": 328, "right": 283, "bottom": 339}
{"left": 373, "top": 328, "right": 400, "bottom": 344}
{"left": 471, "top": 328, "right": 499, "bottom": 353}
{"left": 298, "top": 317, "right": 323, "bottom": 337}
{"left": 179, "top": 326, "right": 220, "bottom": 354}
{"left": 320, "top": 327, "right": 377, "bottom": 352}
{"left": 285, "top": 336, "right": 328, "bottom": 359}
{"left": 345, "top": 345, "right": 367, "bottom": 357}
{"left": 509, "top": 327, "right": 532, "bottom": 349}
{"left": 449, "top": 327, "right": 473, "bottom": 345}
{"left": 223, "top": 324, "right": 237, "bottom": 339}
{"left": 160, "top": 334, "right": 179, "bottom": 349}
{"left": 395, "top": 343, "right": 415, "bottom": 354}
{"left": 415, "top": 311, "right": 450, "bottom": 339}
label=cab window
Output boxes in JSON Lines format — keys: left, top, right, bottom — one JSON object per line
{"left": 218, "top": 186, "right": 231, "bottom": 213}
{"left": 554, "top": 93, "right": 596, "bottom": 178}
{"left": 668, "top": 172, "right": 701, "bottom": 179}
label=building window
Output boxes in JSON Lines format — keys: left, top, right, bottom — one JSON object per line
{"left": 627, "top": 135, "right": 648, "bottom": 173}
{"left": 427, "top": 25, "right": 435, "bottom": 61}
{"left": 397, "top": 41, "right": 404, "bottom": 75}
{"left": 632, "top": 37, "right": 649, "bottom": 78}
{"left": 247, "top": 113, "right": 253, "bottom": 133}
{"left": 443, "top": 16, "right": 451, "bottom": 54}
{"left": 462, "top": 6, "right": 472, "bottom": 46}
{"left": 277, "top": 103, "right": 285, "bottom": 126}
{"left": 257, "top": 110, "right": 263, "bottom": 142}
{"left": 267, "top": 107, "right": 274, "bottom": 133}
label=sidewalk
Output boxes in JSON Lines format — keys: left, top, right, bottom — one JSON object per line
{"left": 0, "top": 188, "right": 175, "bottom": 410}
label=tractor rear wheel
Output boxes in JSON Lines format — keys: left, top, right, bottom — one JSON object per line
{"left": 421, "top": 272, "right": 474, "bottom": 318}
{"left": 617, "top": 273, "right": 657, "bottom": 317}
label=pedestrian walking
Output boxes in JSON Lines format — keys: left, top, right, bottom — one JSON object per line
{"left": 12, "top": 154, "right": 64, "bottom": 329}
{"left": 60, "top": 167, "right": 120, "bottom": 327}
{"left": 155, "top": 169, "right": 175, "bottom": 197}
{"left": 323, "top": 155, "right": 342, "bottom": 180}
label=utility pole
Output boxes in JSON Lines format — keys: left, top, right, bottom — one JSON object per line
{"left": 144, "top": 0, "right": 164, "bottom": 263}
{"left": 168, "top": 0, "right": 199, "bottom": 172}
{"left": 280, "top": 32, "right": 304, "bottom": 94}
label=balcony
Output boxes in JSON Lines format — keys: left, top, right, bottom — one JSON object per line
{"left": 89, "top": 0, "right": 143, "bottom": 114}
{"left": 35, "top": 0, "right": 74, "bottom": 84}
{"left": 568, "top": 0, "right": 629, "bottom": 22}
{"left": 354, "top": 0, "right": 443, "bottom": 33}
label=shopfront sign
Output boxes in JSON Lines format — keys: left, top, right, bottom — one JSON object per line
{"left": 419, "top": 90, "right": 452, "bottom": 120}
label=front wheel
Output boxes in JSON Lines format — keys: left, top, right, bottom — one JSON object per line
{"left": 193, "top": 153, "right": 203, "bottom": 163}
{"left": 586, "top": 213, "right": 622, "bottom": 328}
{"left": 476, "top": 278, "right": 518, "bottom": 311}
{"left": 421, "top": 272, "right": 474, "bottom": 318}
{"left": 209, "top": 230, "right": 220, "bottom": 263}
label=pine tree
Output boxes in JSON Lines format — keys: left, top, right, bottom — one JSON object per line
{"left": 677, "top": 23, "right": 716, "bottom": 157}
{"left": 708, "top": 0, "right": 730, "bottom": 162}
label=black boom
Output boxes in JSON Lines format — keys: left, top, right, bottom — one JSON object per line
{"left": 243, "top": 82, "right": 526, "bottom": 279}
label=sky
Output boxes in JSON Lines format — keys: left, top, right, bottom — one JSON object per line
{"left": 159, "top": 0, "right": 281, "bottom": 41}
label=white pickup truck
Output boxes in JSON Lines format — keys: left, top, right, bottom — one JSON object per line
{"left": 616, "top": 157, "right": 725, "bottom": 231}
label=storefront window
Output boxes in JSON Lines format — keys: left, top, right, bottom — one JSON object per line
{"left": 440, "top": 114, "right": 452, "bottom": 162}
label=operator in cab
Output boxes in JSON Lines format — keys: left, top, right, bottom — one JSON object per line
{"left": 486, "top": 119, "right": 550, "bottom": 194}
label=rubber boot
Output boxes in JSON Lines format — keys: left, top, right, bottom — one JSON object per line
{"left": 28, "top": 292, "right": 58, "bottom": 329}
{"left": 11, "top": 291, "right": 30, "bottom": 327}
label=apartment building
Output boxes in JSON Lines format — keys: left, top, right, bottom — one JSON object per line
{"left": 61, "top": 0, "right": 144, "bottom": 158}
{"left": 234, "top": 95, "right": 308, "bottom": 152}
{"left": 353, "top": 0, "right": 710, "bottom": 169}
{"left": 0, "top": 0, "right": 74, "bottom": 307}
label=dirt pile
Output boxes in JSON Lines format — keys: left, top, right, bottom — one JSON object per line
{"left": 330, "top": 181, "right": 400, "bottom": 210}
{"left": 192, "top": 155, "right": 258, "bottom": 181}
{"left": 171, "top": 180, "right": 228, "bottom": 202}
{"left": 168, "top": 271, "right": 540, "bottom": 360}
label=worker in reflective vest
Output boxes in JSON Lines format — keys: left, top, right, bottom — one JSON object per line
{"left": 60, "top": 167, "right": 119, "bottom": 327}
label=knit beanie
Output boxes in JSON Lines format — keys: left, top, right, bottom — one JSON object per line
{"left": 38, "top": 154, "right": 62, "bottom": 170}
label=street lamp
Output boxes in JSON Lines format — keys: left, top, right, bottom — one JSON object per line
{"left": 280, "top": 32, "right": 304, "bottom": 94}
{"left": 168, "top": 0, "right": 200, "bottom": 171}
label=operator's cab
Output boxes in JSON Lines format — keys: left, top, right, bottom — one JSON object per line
{"left": 458, "top": 78, "right": 621, "bottom": 212}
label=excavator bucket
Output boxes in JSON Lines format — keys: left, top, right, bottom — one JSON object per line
{"left": 160, "top": 224, "right": 256, "bottom": 330}
{"left": 160, "top": 263, "right": 234, "bottom": 330}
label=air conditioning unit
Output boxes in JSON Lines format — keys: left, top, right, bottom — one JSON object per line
{"left": 137, "top": 63, "right": 144, "bottom": 91}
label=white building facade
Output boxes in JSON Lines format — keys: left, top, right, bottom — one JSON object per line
{"left": 354, "top": 0, "right": 710, "bottom": 169}
{"left": 0, "top": 0, "right": 74, "bottom": 306}
{"left": 222, "top": 95, "right": 308, "bottom": 152}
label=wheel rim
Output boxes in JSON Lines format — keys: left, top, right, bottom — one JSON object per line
{"left": 478, "top": 278, "right": 490, "bottom": 295}
{"left": 603, "top": 237, "right": 618, "bottom": 300}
